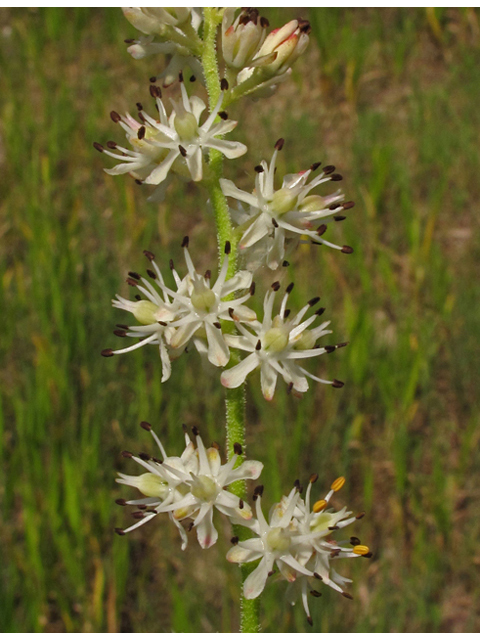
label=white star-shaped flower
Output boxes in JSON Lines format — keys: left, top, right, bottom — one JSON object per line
{"left": 226, "top": 486, "right": 313, "bottom": 600}
{"left": 116, "top": 423, "right": 263, "bottom": 550}
{"left": 95, "top": 79, "right": 247, "bottom": 187}
{"left": 221, "top": 282, "right": 346, "bottom": 400}
{"left": 220, "top": 140, "right": 354, "bottom": 270}
{"left": 159, "top": 237, "right": 256, "bottom": 367}
{"left": 102, "top": 241, "right": 256, "bottom": 374}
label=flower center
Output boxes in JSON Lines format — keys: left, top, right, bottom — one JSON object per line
{"left": 269, "top": 188, "right": 298, "bottom": 215}
{"left": 174, "top": 111, "right": 199, "bottom": 142}
{"left": 191, "top": 475, "right": 219, "bottom": 502}
{"left": 263, "top": 327, "right": 289, "bottom": 353}
{"left": 265, "top": 527, "right": 291, "bottom": 552}
{"left": 191, "top": 282, "right": 217, "bottom": 313}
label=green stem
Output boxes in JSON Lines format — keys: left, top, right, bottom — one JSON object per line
{"left": 201, "top": 9, "right": 260, "bottom": 634}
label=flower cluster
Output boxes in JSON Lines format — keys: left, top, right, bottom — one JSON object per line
{"left": 102, "top": 239, "right": 255, "bottom": 380}
{"left": 123, "top": 8, "right": 204, "bottom": 87}
{"left": 102, "top": 241, "right": 345, "bottom": 399}
{"left": 221, "top": 139, "right": 354, "bottom": 270}
{"left": 94, "top": 77, "right": 246, "bottom": 199}
{"left": 227, "top": 476, "right": 370, "bottom": 624}
{"left": 116, "top": 422, "right": 263, "bottom": 549}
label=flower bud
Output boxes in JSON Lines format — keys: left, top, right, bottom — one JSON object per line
{"left": 255, "top": 20, "right": 309, "bottom": 77}
{"left": 222, "top": 8, "right": 267, "bottom": 70}
{"left": 122, "top": 7, "right": 191, "bottom": 35}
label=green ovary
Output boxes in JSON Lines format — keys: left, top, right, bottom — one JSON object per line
{"left": 299, "top": 195, "right": 326, "bottom": 212}
{"left": 263, "top": 327, "right": 289, "bottom": 353}
{"left": 174, "top": 111, "right": 199, "bottom": 141}
{"left": 293, "top": 329, "right": 315, "bottom": 350}
{"left": 133, "top": 300, "right": 161, "bottom": 325}
{"left": 191, "top": 287, "right": 217, "bottom": 313}
{"left": 266, "top": 527, "right": 291, "bottom": 552}
{"left": 269, "top": 188, "right": 298, "bottom": 215}
{"left": 191, "top": 475, "right": 218, "bottom": 502}
{"left": 137, "top": 473, "right": 169, "bottom": 498}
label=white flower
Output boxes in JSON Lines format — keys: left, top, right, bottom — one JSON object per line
{"left": 102, "top": 241, "right": 256, "bottom": 372}
{"left": 285, "top": 475, "right": 370, "bottom": 625}
{"left": 221, "top": 140, "right": 354, "bottom": 270}
{"left": 115, "top": 421, "right": 199, "bottom": 550}
{"left": 101, "top": 249, "right": 186, "bottom": 382}
{"left": 95, "top": 80, "right": 247, "bottom": 187}
{"left": 160, "top": 237, "right": 256, "bottom": 367}
{"left": 116, "top": 423, "right": 263, "bottom": 549}
{"left": 221, "top": 283, "right": 346, "bottom": 400}
{"left": 226, "top": 486, "right": 314, "bottom": 599}
{"left": 226, "top": 475, "right": 370, "bottom": 624}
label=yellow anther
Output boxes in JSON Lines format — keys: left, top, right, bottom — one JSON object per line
{"left": 313, "top": 499, "right": 327, "bottom": 513}
{"left": 353, "top": 545, "right": 370, "bottom": 556}
{"left": 331, "top": 476, "right": 345, "bottom": 492}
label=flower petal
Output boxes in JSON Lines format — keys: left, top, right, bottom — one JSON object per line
{"left": 243, "top": 557, "right": 271, "bottom": 600}
{"left": 205, "top": 322, "right": 230, "bottom": 367}
{"left": 220, "top": 178, "right": 259, "bottom": 208}
{"left": 226, "top": 545, "right": 263, "bottom": 565}
{"left": 221, "top": 352, "right": 259, "bottom": 389}
{"left": 196, "top": 506, "right": 218, "bottom": 549}
{"left": 261, "top": 363, "right": 278, "bottom": 401}
{"left": 206, "top": 138, "right": 247, "bottom": 159}
{"left": 144, "top": 149, "right": 179, "bottom": 185}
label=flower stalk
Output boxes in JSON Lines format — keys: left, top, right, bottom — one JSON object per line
{"left": 202, "top": 8, "right": 258, "bottom": 633}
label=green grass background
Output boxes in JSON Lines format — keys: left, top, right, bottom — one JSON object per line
{"left": 1, "top": 7, "right": 479, "bottom": 632}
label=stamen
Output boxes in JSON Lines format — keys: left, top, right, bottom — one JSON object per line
{"left": 331, "top": 476, "right": 345, "bottom": 492}
{"left": 121, "top": 451, "right": 133, "bottom": 458}
{"left": 313, "top": 499, "right": 327, "bottom": 513}
{"left": 309, "top": 473, "right": 318, "bottom": 484}
{"left": 110, "top": 111, "right": 121, "bottom": 123}
{"left": 101, "top": 349, "right": 114, "bottom": 357}
{"left": 220, "top": 78, "right": 229, "bottom": 91}
{"left": 310, "top": 161, "right": 322, "bottom": 171}
{"left": 93, "top": 142, "right": 104, "bottom": 152}
{"left": 231, "top": 536, "right": 239, "bottom": 545}
{"left": 275, "top": 138, "right": 285, "bottom": 151}
{"left": 332, "top": 380, "right": 344, "bottom": 388}
{"left": 115, "top": 528, "right": 126, "bottom": 535}
{"left": 353, "top": 545, "right": 370, "bottom": 556}
{"left": 286, "top": 282, "right": 294, "bottom": 294}
{"left": 143, "top": 250, "right": 155, "bottom": 261}
{"left": 179, "top": 145, "right": 187, "bottom": 157}
{"left": 233, "top": 442, "right": 243, "bottom": 455}
{"left": 254, "top": 165, "right": 264, "bottom": 173}
{"left": 341, "top": 246, "right": 354, "bottom": 254}
{"left": 181, "top": 235, "right": 189, "bottom": 247}
{"left": 140, "top": 421, "right": 152, "bottom": 431}
{"left": 323, "top": 165, "right": 335, "bottom": 175}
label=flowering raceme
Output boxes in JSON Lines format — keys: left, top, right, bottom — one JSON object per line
{"left": 97, "top": 7, "right": 370, "bottom": 631}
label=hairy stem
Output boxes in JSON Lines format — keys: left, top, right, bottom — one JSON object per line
{"left": 201, "top": 9, "right": 259, "bottom": 634}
